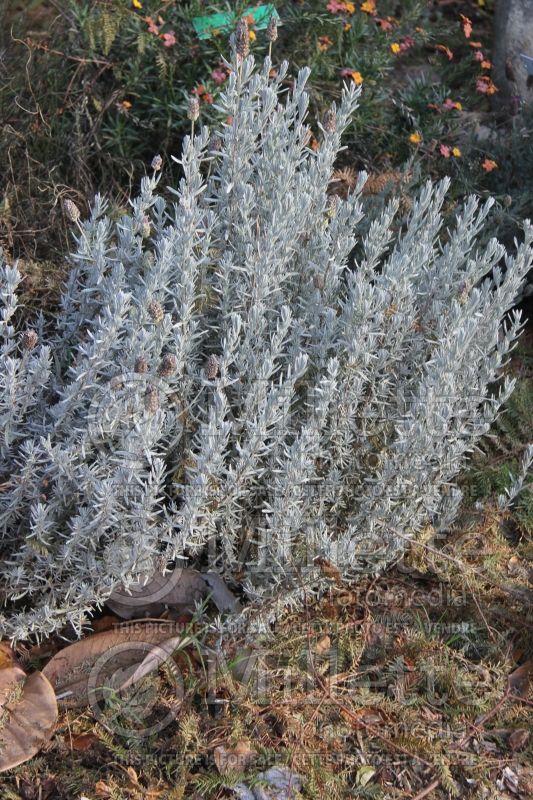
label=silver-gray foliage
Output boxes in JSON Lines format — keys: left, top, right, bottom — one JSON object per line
{"left": 1, "top": 55, "right": 532, "bottom": 640}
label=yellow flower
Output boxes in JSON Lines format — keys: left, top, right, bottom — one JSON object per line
{"left": 345, "top": 2, "right": 356, "bottom": 13}
{"left": 409, "top": 132, "right": 422, "bottom": 144}
{"left": 455, "top": 101, "right": 462, "bottom": 111}
{"left": 249, "top": 29, "right": 256, "bottom": 42}
{"left": 344, "top": 22, "right": 352, "bottom": 31}
{"left": 390, "top": 43, "right": 401, "bottom": 54}
{"left": 351, "top": 71, "right": 364, "bottom": 85}
{"left": 361, "top": 0, "right": 376, "bottom": 12}
{"left": 132, "top": 0, "right": 142, "bottom": 8}
{"left": 452, "top": 147, "right": 461, "bottom": 157}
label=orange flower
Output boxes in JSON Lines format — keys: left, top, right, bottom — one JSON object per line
{"left": 344, "top": 22, "right": 352, "bottom": 31}
{"left": 460, "top": 14, "right": 472, "bottom": 38}
{"left": 340, "top": 68, "right": 364, "bottom": 84}
{"left": 361, "top": 0, "right": 376, "bottom": 13}
{"left": 120, "top": 100, "right": 132, "bottom": 110}
{"left": 318, "top": 36, "right": 333, "bottom": 52}
{"left": 344, "top": 1, "right": 356, "bottom": 13}
{"left": 481, "top": 60, "right": 492, "bottom": 69}
{"left": 409, "top": 132, "right": 422, "bottom": 144}
{"left": 443, "top": 98, "right": 462, "bottom": 111}
{"left": 476, "top": 76, "right": 498, "bottom": 95}
{"left": 377, "top": 17, "right": 394, "bottom": 31}
{"left": 390, "top": 42, "right": 401, "bottom": 54}
{"left": 481, "top": 158, "right": 498, "bottom": 172}
{"left": 435, "top": 44, "right": 453, "bottom": 60}
{"left": 468, "top": 41, "right": 482, "bottom": 48}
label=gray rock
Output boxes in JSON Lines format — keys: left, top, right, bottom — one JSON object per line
{"left": 492, "top": 0, "right": 533, "bottom": 108}
{"left": 234, "top": 767, "right": 303, "bottom": 800}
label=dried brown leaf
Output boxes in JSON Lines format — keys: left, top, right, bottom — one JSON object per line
{"left": 66, "top": 732, "right": 99, "bottom": 751}
{"left": 0, "top": 642, "right": 17, "bottom": 670}
{"left": 0, "top": 667, "right": 58, "bottom": 772}
{"left": 509, "top": 729, "right": 529, "bottom": 751}
{"left": 508, "top": 660, "right": 532, "bottom": 698}
{"left": 42, "top": 621, "right": 183, "bottom": 707}
{"left": 106, "top": 568, "right": 207, "bottom": 619}
{"left": 214, "top": 741, "right": 254, "bottom": 775}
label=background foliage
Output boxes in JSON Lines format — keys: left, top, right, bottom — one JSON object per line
{"left": 1, "top": 0, "right": 531, "bottom": 262}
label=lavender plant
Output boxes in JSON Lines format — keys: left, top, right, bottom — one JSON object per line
{"left": 1, "top": 50, "right": 532, "bottom": 641}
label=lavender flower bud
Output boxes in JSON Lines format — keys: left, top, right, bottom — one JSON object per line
{"left": 206, "top": 354, "right": 220, "bottom": 379}
{"left": 63, "top": 198, "right": 80, "bottom": 222}
{"left": 158, "top": 353, "right": 177, "bottom": 377}
{"left": 134, "top": 356, "right": 148, "bottom": 374}
{"left": 147, "top": 300, "right": 164, "bottom": 323}
{"left": 235, "top": 18, "right": 250, "bottom": 60}
{"left": 209, "top": 134, "right": 223, "bottom": 153}
{"left": 266, "top": 16, "right": 278, "bottom": 43}
{"left": 322, "top": 106, "right": 336, "bottom": 135}
{"left": 327, "top": 194, "right": 340, "bottom": 218}
{"left": 21, "top": 329, "right": 39, "bottom": 351}
{"left": 187, "top": 96, "right": 200, "bottom": 122}
{"left": 144, "top": 385, "right": 159, "bottom": 413}
{"left": 151, "top": 154, "right": 163, "bottom": 171}
{"left": 141, "top": 215, "right": 151, "bottom": 238}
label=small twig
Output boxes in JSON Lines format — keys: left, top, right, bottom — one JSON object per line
{"left": 15, "top": 36, "right": 113, "bottom": 67}
{"left": 411, "top": 777, "right": 441, "bottom": 800}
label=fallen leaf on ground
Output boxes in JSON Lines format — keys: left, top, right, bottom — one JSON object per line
{"left": 0, "top": 666, "right": 58, "bottom": 772}
{"left": 202, "top": 572, "right": 242, "bottom": 612}
{"left": 315, "top": 635, "right": 331, "bottom": 655}
{"left": 0, "top": 642, "right": 17, "bottom": 670}
{"left": 356, "top": 765, "right": 376, "bottom": 787}
{"left": 508, "top": 660, "right": 532, "bottom": 698}
{"left": 507, "top": 555, "right": 521, "bottom": 575}
{"left": 107, "top": 568, "right": 207, "bottom": 619}
{"left": 497, "top": 766, "right": 519, "bottom": 794}
{"left": 91, "top": 614, "right": 122, "bottom": 633}
{"left": 509, "top": 729, "right": 529, "bottom": 751}
{"left": 120, "top": 635, "right": 187, "bottom": 693}
{"left": 42, "top": 621, "right": 184, "bottom": 707}
{"left": 65, "top": 732, "right": 99, "bottom": 751}
{"left": 214, "top": 740, "right": 254, "bottom": 774}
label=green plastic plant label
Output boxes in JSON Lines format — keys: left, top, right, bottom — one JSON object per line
{"left": 193, "top": 4, "right": 280, "bottom": 40}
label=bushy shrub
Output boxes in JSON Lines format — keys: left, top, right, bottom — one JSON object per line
{"left": 1, "top": 50, "right": 532, "bottom": 641}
